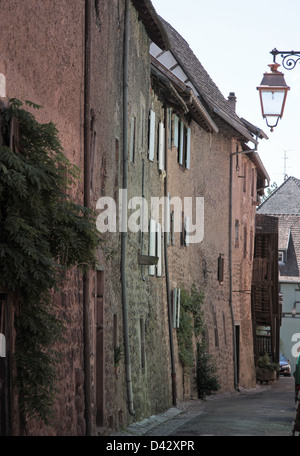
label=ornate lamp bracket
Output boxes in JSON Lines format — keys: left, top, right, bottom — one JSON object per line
{"left": 271, "top": 48, "right": 300, "bottom": 70}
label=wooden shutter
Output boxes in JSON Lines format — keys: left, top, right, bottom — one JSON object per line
{"left": 186, "top": 127, "right": 191, "bottom": 169}
{"left": 178, "top": 121, "right": 184, "bottom": 165}
{"left": 148, "top": 110, "right": 155, "bottom": 161}
{"left": 173, "top": 114, "right": 179, "bottom": 148}
{"left": 149, "top": 218, "right": 156, "bottom": 275}
{"left": 156, "top": 222, "right": 162, "bottom": 277}
{"left": 158, "top": 122, "right": 165, "bottom": 171}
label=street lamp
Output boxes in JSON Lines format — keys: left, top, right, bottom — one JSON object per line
{"left": 257, "top": 62, "right": 290, "bottom": 132}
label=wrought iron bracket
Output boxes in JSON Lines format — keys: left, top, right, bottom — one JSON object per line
{"left": 270, "top": 48, "right": 300, "bottom": 70}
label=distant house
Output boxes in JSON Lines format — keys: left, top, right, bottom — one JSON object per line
{"left": 257, "top": 176, "right": 300, "bottom": 372}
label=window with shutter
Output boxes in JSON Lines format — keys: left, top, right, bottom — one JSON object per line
{"left": 156, "top": 222, "right": 162, "bottom": 277}
{"left": 129, "top": 116, "right": 136, "bottom": 162}
{"left": 172, "top": 288, "right": 181, "bottom": 328}
{"left": 148, "top": 110, "right": 155, "bottom": 161}
{"left": 149, "top": 218, "right": 156, "bottom": 275}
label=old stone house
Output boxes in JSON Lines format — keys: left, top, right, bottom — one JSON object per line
{"left": 150, "top": 16, "right": 269, "bottom": 396}
{"left": 257, "top": 176, "right": 300, "bottom": 372}
{"left": 0, "top": 0, "right": 270, "bottom": 436}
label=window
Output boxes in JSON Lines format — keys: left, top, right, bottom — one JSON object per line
{"left": 149, "top": 218, "right": 156, "bottom": 276}
{"left": 251, "top": 168, "right": 255, "bottom": 198}
{"left": 278, "top": 251, "right": 285, "bottom": 263}
{"left": 140, "top": 318, "right": 145, "bottom": 369}
{"left": 214, "top": 312, "right": 219, "bottom": 347}
{"left": 172, "top": 115, "right": 191, "bottom": 169}
{"left": 243, "top": 163, "right": 247, "bottom": 192}
{"left": 234, "top": 220, "right": 239, "bottom": 248}
{"left": 173, "top": 288, "right": 181, "bottom": 328}
{"left": 243, "top": 227, "right": 247, "bottom": 258}
{"left": 129, "top": 116, "right": 136, "bottom": 162}
{"left": 218, "top": 254, "right": 224, "bottom": 283}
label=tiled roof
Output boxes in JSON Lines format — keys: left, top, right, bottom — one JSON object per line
{"left": 158, "top": 17, "right": 259, "bottom": 144}
{"left": 257, "top": 177, "right": 300, "bottom": 281}
{"left": 257, "top": 176, "right": 300, "bottom": 215}
{"left": 277, "top": 215, "right": 300, "bottom": 281}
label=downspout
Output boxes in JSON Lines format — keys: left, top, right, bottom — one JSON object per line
{"left": 83, "top": 0, "right": 92, "bottom": 435}
{"left": 122, "top": 0, "right": 135, "bottom": 416}
{"left": 229, "top": 139, "right": 258, "bottom": 391}
{"left": 164, "top": 106, "right": 177, "bottom": 406}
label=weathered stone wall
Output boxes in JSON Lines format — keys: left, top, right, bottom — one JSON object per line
{"left": 91, "top": 1, "right": 172, "bottom": 433}
{"left": 0, "top": 0, "right": 86, "bottom": 435}
{"left": 231, "top": 144, "right": 257, "bottom": 388}
{"left": 167, "top": 116, "right": 234, "bottom": 396}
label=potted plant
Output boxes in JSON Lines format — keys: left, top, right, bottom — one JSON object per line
{"left": 256, "top": 353, "right": 279, "bottom": 384}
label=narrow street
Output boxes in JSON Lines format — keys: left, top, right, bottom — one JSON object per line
{"left": 143, "top": 376, "right": 296, "bottom": 437}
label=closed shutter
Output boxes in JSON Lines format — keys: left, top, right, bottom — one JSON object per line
{"left": 186, "top": 127, "right": 191, "bottom": 169}
{"left": 173, "top": 288, "right": 177, "bottom": 328}
{"left": 156, "top": 222, "right": 162, "bottom": 277}
{"left": 148, "top": 110, "right": 155, "bottom": 161}
{"left": 178, "top": 121, "right": 184, "bottom": 165}
{"left": 173, "top": 288, "right": 181, "bottom": 328}
{"left": 149, "top": 218, "right": 156, "bottom": 275}
{"left": 158, "top": 122, "right": 165, "bottom": 171}
{"left": 173, "top": 114, "right": 179, "bottom": 148}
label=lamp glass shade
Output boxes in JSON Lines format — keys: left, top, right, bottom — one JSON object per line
{"left": 257, "top": 63, "right": 290, "bottom": 130}
{"left": 260, "top": 89, "right": 286, "bottom": 116}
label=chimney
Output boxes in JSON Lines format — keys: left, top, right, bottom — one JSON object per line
{"left": 227, "top": 92, "right": 237, "bottom": 112}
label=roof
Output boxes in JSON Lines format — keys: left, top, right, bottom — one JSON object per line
{"left": 277, "top": 215, "right": 300, "bottom": 281}
{"left": 257, "top": 176, "right": 300, "bottom": 215}
{"left": 131, "top": 0, "right": 169, "bottom": 50}
{"left": 257, "top": 176, "right": 300, "bottom": 282}
{"left": 157, "top": 17, "right": 262, "bottom": 145}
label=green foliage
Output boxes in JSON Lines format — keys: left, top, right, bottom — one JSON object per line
{"left": 177, "top": 285, "right": 204, "bottom": 369}
{"left": 114, "top": 345, "right": 123, "bottom": 367}
{"left": 257, "top": 353, "right": 279, "bottom": 372}
{"left": 195, "top": 342, "right": 220, "bottom": 399}
{"left": 176, "top": 285, "right": 220, "bottom": 398}
{"left": 0, "top": 99, "right": 101, "bottom": 424}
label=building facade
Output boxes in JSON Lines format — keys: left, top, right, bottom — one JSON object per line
{"left": 0, "top": 0, "right": 270, "bottom": 436}
{"left": 257, "top": 177, "right": 300, "bottom": 372}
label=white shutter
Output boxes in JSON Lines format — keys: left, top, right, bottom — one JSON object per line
{"left": 186, "top": 127, "right": 191, "bottom": 169}
{"left": 156, "top": 222, "right": 162, "bottom": 277}
{"left": 179, "top": 121, "right": 184, "bottom": 165}
{"left": 173, "top": 114, "right": 179, "bottom": 148}
{"left": 173, "top": 288, "right": 177, "bottom": 328}
{"left": 177, "top": 288, "right": 181, "bottom": 328}
{"left": 158, "top": 122, "right": 165, "bottom": 171}
{"left": 148, "top": 110, "right": 155, "bottom": 161}
{"left": 149, "top": 218, "right": 156, "bottom": 275}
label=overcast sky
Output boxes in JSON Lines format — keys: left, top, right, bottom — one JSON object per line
{"left": 151, "top": 0, "right": 300, "bottom": 186}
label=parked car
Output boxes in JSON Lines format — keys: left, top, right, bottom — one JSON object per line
{"left": 279, "top": 354, "right": 291, "bottom": 377}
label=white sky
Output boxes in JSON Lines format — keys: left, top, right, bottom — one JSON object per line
{"left": 151, "top": 0, "right": 300, "bottom": 186}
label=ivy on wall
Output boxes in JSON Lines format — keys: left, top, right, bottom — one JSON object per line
{"left": 0, "top": 99, "right": 100, "bottom": 424}
{"left": 176, "top": 284, "right": 220, "bottom": 399}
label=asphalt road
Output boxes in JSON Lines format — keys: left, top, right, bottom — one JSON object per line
{"left": 144, "top": 376, "right": 297, "bottom": 437}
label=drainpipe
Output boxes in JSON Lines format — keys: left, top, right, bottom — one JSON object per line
{"left": 121, "top": 0, "right": 135, "bottom": 417}
{"left": 83, "top": 0, "right": 92, "bottom": 435}
{"left": 164, "top": 106, "right": 177, "bottom": 406}
{"left": 229, "top": 139, "right": 258, "bottom": 391}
